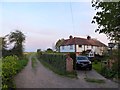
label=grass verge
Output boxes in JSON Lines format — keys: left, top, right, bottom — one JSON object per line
{"left": 84, "top": 77, "right": 105, "bottom": 83}
{"left": 39, "top": 59, "right": 77, "bottom": 78}
{"left": 31, "top": 57, "right": 37, "bottom": 68}
{"left": 92, "top": 62, "right": 102, "bottom": 73}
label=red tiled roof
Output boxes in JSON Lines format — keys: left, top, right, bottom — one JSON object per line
{"left": 61, "top": 37, "right": 107, "bottom": 47}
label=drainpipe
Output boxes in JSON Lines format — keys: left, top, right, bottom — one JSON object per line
{"left": 74, "top": 37, "right": 76, "bottom": 53}
{"left": 75, "top": 44, "right": 76, "bottom": 53}
{"left": 84, "top": 45, "right": 85, "bottom": 51}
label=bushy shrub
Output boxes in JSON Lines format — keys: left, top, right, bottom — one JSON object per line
{"left": 2, "top": 56, "right": 18, "bottom": 88}
{"left": 2, "top": 55, "right": 28, "bottom": 89}
{"left": 101, "top": 67, "right": 117, "bottom": 78}
{"left": 0, "top": 58, "right": 2, "bottom": 88}
{"left": 101, "top": 55, "right": 119, "bottom": 79}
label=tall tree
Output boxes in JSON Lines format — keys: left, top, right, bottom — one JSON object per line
{"left": 0, "top": 37, "right": 2, "bottom": 51}
{"left": 1, "top": 36, "right": 9, "bottom": 57}
{"left": 8, "top": 30, "right": 25, "bottom": 57}
{"left": 92, "top": 0, "right": 120, "bottom": 78}
{"left": 55, "top": 39, "right": 64, "bottom": 52}
{"left": 92, "top": 0, "right": 120, "bottom": 42}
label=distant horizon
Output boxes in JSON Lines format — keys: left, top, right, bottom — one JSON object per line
{"left": 1, "top": 2, "right": 110, "bottom": 52}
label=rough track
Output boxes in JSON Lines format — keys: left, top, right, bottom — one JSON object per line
{"left": 14, "top": 55, "right": 118, "bottom": 88}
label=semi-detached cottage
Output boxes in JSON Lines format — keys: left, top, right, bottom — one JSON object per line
{"left": 60, "top": 36, "right": 107, "bottom": 57}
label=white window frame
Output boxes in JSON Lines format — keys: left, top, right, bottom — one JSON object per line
{"left": 62, "top": 46, "right": 64, "bottom": 50}
{"left": 70, "top": 45, "right": 73, "bottom": 50}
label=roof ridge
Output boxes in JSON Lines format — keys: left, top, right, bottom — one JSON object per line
{"left": 74, "top": 37, "right": 87, "bottom": 40}
{"left": 61, "top": 36, "right": 107, "bottom": 47}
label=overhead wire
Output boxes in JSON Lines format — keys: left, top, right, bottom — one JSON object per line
{"left": 70, "top": 0, "right": 75, "bottom": 36}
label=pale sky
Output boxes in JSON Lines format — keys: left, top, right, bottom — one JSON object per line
{"left": 0, "top": 1, "right": 109, "bottom": 52}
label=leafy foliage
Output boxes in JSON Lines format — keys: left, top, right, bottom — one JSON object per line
{"left": 92, "top": 0, "right": 120, "bottom": 42}
{"left": 8, "top": 30, "right": 25, "bottom": 57}
{"left": 39, "top": 53, "right": 66, "bottom": 73}
{"left": 92, "top": 1, "right": 120, "bottom": 79}
{"left": 45, "top": 48, "right": 53, "bottom": 53}
{"left": 2, "top": 30, "right": 25, "bottom": 58}
{"left": 1, "top": 36, "right": 9, "bottom": 57}
{"left": 55, "top": 39, "right": 64, "bottom": 52}
{"left": 1, "top": 55, "right": 28, "bottom": 89}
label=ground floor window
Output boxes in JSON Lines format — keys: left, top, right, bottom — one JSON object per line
{"left": 70, "top": 45, "right": 73, "bottom": 50}
{"left": 62, "top": 46, "right": 64, "bottom": 50}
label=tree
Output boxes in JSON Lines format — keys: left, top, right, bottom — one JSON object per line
{"left": 0, "top": 37, "right": 2, "bottom": 57}
{"left": 55, "top": 39, "right": 64, "bottom": 52}
{"left": 46, "top": 48, "right": 53, "bottom": 53}
{"left": 1, "top": 36, "right": 9, "bottom": 57}
{"left": 0, "top": 37, "right": 2, "bottom": 51}
{"left": 92, "top": 0, "right": 120, "bottom": 79}
{"left": 92, "top": 0, "right": 120, "bottom": 42}
{"left": 8, "top": 30, "right": 25, "bottom": 57}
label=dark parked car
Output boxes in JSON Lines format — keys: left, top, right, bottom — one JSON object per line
{"left": 76, "top": 56, "right": 92, "bottom": 70}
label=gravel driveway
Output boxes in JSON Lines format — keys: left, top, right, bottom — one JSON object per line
{"left": 14, "top": 55, "right": 118, "bottom": 88}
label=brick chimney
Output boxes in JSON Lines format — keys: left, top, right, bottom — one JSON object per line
{"left": 87, "top": 36, "right": 91, "bottom": 40}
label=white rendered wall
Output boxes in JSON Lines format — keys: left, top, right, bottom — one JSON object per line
{"left": 60, "top": 44, "right": 106, "bottom": 55}
{"left": 76, "top": 45, "right": 82, "bottom": 52}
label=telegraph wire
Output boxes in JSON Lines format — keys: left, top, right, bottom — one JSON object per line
{"left": 70, "top": 0, "right": 75, "bottom": 36}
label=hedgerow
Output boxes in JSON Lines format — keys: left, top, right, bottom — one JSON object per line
{"left": 40, "top": 53, "right": 66, "bottom": 73}
{"left": 37, "top": 52, "right": 77, "bottom": 78}
{"left": 1, "top": 55, "right": 28, "bottom": 89}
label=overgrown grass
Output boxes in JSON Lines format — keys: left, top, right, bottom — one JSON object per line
{"left": 31, "top": 57, "right": 37, "bottom": 68}
{"left": 92, "top": 61, "right": 102, "bottom": 73}
{"left": 84, "top": 77, "right": 105, "bottom": 83}
{"left": 40, "top": 59, "right": 77, "bottom": 78}
{"left": 16, "top": 59, "right": 28, "bottom": 73}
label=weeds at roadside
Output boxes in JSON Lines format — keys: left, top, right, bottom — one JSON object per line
{"left": 84, "top": 77, "right": 105, "bottom": 83}
{"left": 32, "top": 57, "right": 37, "bottom": 68}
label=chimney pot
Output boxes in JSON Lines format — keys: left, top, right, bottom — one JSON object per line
{"left": 69, "top": 35, "right": 73, "bottom": 39}
{"left": 87, "top": 36, "right": 91, "bottom": 40}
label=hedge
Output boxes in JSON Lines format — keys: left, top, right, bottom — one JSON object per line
{"left": 1, "top": 55, "right": 28, "bottom": 89}
{"left": 39, "top": 53, "right": 66, "bottom": 74}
